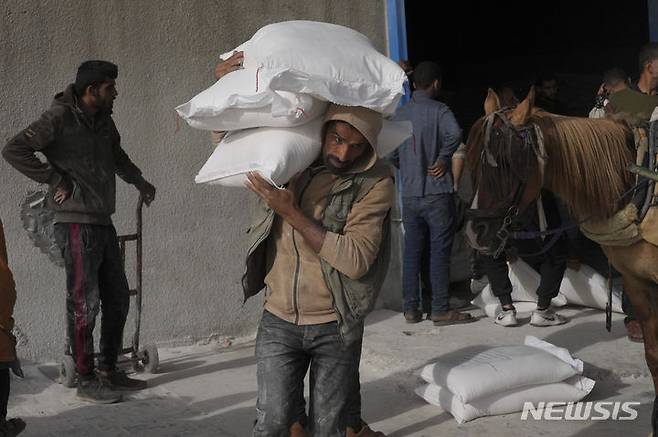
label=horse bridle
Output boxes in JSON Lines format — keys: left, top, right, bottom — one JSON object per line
{"left": 467, "top": 109, "right": 545, "bottom": 258}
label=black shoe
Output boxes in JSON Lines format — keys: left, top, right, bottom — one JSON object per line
{"left": 0, "top": 418, "right": 26, "bottom": 436}
{"left": 76, "top": 377, "right": 122, "bottom": 404}
{"left": 404, "top": 310, "right": 423, "bottom": 324}
{"left": 97, "top": 369, "right": 147, "bottom": 391}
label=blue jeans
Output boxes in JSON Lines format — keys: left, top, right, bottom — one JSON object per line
{"left": 253, "top": 311, "right": 362, "bottom": 437}
{"left": 402, "top": 194, "right": 455, "bottom": 314}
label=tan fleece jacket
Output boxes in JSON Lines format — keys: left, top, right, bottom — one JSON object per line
{"left": 263, "top": 151, "right": 395, "bottom": 326}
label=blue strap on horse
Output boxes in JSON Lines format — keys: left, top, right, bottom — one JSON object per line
{"left": 507, "top": 178, "right": 650, "bottom": 258}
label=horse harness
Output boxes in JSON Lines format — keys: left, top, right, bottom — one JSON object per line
{"left": 468, "top": 112, "right": 658, "bottom": 259}
{"left": 468, "top": 113, "right": 658, "bottom": 333}
{"left": 467, "top": 109, "right": 553, "bottom": 259}
{"left": 630, "top": 120, "right": 658, "bottom": 220}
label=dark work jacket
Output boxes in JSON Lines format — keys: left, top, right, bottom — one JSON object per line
{"left": 2, "top": 84, "right": 143, "bottom": 224}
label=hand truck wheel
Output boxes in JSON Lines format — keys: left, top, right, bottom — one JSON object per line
{"left": 142, "top": 344, "right": 159, "bottom": 374}
{"left": 59, "top": 355, "right": 76, "bottom": 388}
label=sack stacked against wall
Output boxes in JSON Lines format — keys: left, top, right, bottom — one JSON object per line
{"left": 415, "top": 336, "right": 595, "bottom": 423}
{"left": 471, "top": 260, "right": 623, "bottom": 317}
{"left": 175, "top": 20, "right": 410, "bottom": 187}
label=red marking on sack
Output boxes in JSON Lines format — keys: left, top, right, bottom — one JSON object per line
{"left": 255, "top": 67, "right": 261, "bottom": 92}
{"left": 296, "top": 107, "right": 307, "bottom": 118}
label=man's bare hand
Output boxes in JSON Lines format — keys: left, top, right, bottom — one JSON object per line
{"left": 53, "top": 178, "right": 73, "bottom": 204}
{"left": 245, "top": 172, "right": 297, "bottom": 219}
{"left": 136, "top": 179, "right": 156, "bottom": 206}
{"left": 211, "top": 131, "right": 226, "bottom": 145}
{"left": 427, "top": 161, "right": 447, "bottom": 179}
{"left": 215, "top": 51, "right": 244, "bottom": 80}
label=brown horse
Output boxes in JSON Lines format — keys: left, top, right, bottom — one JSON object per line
{"left": 465, "top": 87, "right": 658, "bottom": 434}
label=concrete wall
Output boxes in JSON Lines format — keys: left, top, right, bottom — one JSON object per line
{"left": 0, "top": 0, "right": 387, "bottom": 361}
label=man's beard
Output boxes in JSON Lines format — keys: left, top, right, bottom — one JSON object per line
{"left": 323, "top": 154, "right": 350, "bottom": 174}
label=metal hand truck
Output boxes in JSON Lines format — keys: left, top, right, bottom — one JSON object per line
{"left": 59, "top": 197, "right": 159, "bottom": 387}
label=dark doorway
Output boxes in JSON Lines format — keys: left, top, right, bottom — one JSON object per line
{"left": 405, "top": 1, "right": 650, "bottom": 131}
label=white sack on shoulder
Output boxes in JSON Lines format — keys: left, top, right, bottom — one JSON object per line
{"left": 420, "top": 342, "right": 581, "bottom": 403}
{"left": 195, "top": 118, "right": 323, "bottom": 187}
{"left": 176, "top": 67, "right": 271, "bottom": 117}
{"left": 175, "top": 66, "right": 328, "bottom": 131}
{"left": 377, "top": 120, "right": 412, "bottom": 158}
{"left": 223, "top": 20, "right": 407, "bottom": 115}
{"left": 415, "top": 375, "right": 595, "bottom": 424}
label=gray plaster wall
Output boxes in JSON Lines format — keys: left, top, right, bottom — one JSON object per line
{"left": 0, "top": 0, "right": 388, "bottom": 362}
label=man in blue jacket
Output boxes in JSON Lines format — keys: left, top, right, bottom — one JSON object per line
{"left": 393, "top": 61, "right": 475, "bottom": 325}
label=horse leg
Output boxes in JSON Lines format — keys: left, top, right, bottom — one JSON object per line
{"left": 620, "top": 273, "right": 658, "bottom": 435}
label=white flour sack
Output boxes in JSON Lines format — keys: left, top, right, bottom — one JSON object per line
{"left": 415, "top": 375, "right": 595, "bottom": 424}
{"left": 420, "top": 336, "right": 583, "bottom": 403}
{"left": 377, "top": 119, "right": 412, "bottom": 157}
{"left": 175, "top": 67, "right": 328, "bottom": 131}
{"left": 223, "top": 20, "right": 407, "bottom": 115}
{"left": 559, "top": 265, "right": 623, "bottom": 313}
{"left": 195, "top": 118, "right": 323, "bottom": 187}
{"left": 508, "top": 260, "right": 568, "bottom": 305}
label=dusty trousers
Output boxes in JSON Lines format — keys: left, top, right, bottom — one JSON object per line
{"left": 54, "top": 223, "right": 130, "bottom": 378}
{"left": 253, "top": 311, "right": 362, "bottom": 437}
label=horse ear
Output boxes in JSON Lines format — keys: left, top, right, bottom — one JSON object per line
{"left": 509, "top": 86, "right": 535, "bottom": 126}
{"left": 484, "top": 88, "right": 501, "bottom": 115}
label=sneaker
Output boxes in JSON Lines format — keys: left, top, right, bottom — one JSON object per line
{"left": 470, "top": 276, "right": 488, "bottom": 294}
{"left": 494, "top": 308, "right": 518, "bottom": 327}
{"left": 76, "top": 378, "right": 122, "bottom": 404}
{"left": 404, "top": 310, "right": 423, "bottom": 324}
{"left": 0, "top": 418, "right": 26, "bottom": 436}
{"left": 97, "top": 369, "right": 147, "bottom": 391}
{"left": 530, "top": 307, "right": 568, "bottom": 326}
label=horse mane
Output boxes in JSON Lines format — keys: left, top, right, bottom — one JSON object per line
{"left": 534, "top": 114, "right": 635, "bottom": 220}
{"left": 466, "top": 118, "right": 487, "bottom": 189}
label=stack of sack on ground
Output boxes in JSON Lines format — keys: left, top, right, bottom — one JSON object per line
{"left": 471, "top": 260, "right": 623, "bottom": 317}
{"left": 175, "top": 20, "right": 411, "bottom": 187}
{"left": 415, "top": 336, "right": 595, "bottom": 423}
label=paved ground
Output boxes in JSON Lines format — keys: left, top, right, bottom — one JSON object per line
{"left": 6, "top": 306, "right": 653, "bottom": 436}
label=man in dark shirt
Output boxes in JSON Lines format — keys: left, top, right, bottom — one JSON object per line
{"left": 3, "top": 61, "right": 156, "bottom": 404}
{"left": 588, "top": 44, "right": 658, "bottom": 342}
{"left": 393, "top": 61, "right": 474, "bottom": 326}
{"left": 632, "top": 42, "right": 658, "bottom": 95}
{"left": 534, "top": 73, "right": 568, "bottom": 115}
